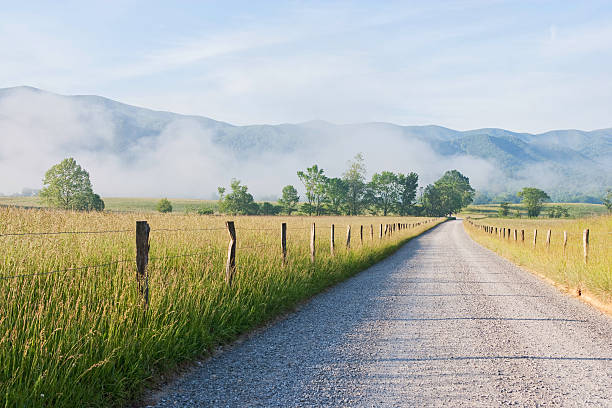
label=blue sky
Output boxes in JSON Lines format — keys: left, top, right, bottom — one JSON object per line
{"left": 1, "top": 0, "right": 611, "bottom": 132}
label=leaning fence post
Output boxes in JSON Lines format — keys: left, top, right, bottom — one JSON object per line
{"left": 225, "top": 221, "right": 237, "bottom": 286}
{"left": 533, "top": 229, "right": 537, "bottom": 247}
{"left": 281, "top": 223, "right": 287, "bottom": 266}
{"left": 136, "top": 221, "right": 150, "bottom": 308}
{"left": 583, "top": 229, "right": 589, "bottom": 264}
{"left": 346, "top": 225, "right": 351, "bottom": 249}
{"left": 310, "top": 223, "right": 316, "bottom": 264}
{"left": 330, "top": 224, "right": 335, "bottom": 256}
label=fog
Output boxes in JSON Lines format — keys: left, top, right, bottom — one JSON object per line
{"left": 0, "top": 88, "right": 533, "bottom": 199}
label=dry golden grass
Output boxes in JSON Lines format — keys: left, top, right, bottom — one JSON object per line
{"left": 464, "top": 215, "right": 612, "bottom": 305}
{"left": 0, "top": 206, "right": 442, "bottom": 407}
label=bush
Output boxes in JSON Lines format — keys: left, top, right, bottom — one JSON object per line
{"left": 156, "top": 198, "right": 173, "bottom": 213}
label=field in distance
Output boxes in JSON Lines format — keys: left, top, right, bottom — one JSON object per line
{"left": 463, "top": 202, "right": 608, "bottom": 218}
{"left": 0, "top": 196, "right": 218, "bottom": 212}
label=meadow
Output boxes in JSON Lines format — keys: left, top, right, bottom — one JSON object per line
{"left": 0, "top": 206, "right": 443, "bottom": 407}
{"left": 463, "top": 202, "right": 608, "bottom": 218}
{"left": 464, "top": 215, "right": 612, "bottom": 307}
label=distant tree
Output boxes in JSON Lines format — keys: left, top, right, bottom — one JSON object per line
{"left": 422, "top": 170, "right": 475, "bottom": 216}
{"left": 498, "top": 202, "right": 510, "bottom": 217}
{"left": 260, "top": 202, "right": 280, "bottom": 215}
{"left": 278, "top": 185, "right": 300, "bottom": 215}
{"left": 514, "top": 209, "right": 521, "bottom": 218}
{"left": 39, "top": 157, "right": 105, "bottom": 211}
{"left": 156, "top": 198, "right": 173, "bottom": 213}
{"left": 547, "top": 205, "right": 569, "bottom": 218}
{"left": 197, "top": 205, "right": 214, "bottom": 215}
{"left": 367, "top": 171, "right": 399, "bottom": 216}
{"left": 324, "top": 177, "right": 349, "bottom": 215}
{"left": 218, "top": 179, "right": 258, "bottom": 215}
{"left": 342, "top": 153, "right": 367, "bottom": 215}
{"left": 517, "top": 187, "right": 550, "bottom": 218}
{"left": 396, "top": 172, "right": 418, "bottom": 215}
{"left": 603, "top": 189, "right": 612, "bottom": 213}
{"left": 297, "top": 164, "right": 327, "bottom": 215}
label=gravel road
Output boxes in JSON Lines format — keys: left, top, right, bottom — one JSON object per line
{"left": 145, "top": 220, "right": 612, "bottom": 407}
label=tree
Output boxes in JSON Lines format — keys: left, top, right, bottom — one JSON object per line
{"left": 422, "top": 170, "right": 475, "bottom": 216}
{"left": 324, "top": 177, "right": 349, "bottom": 215}
{"left": 39, "top": 157, "right": 105, "bottom": 211}
{"left": 218, "top": 179, "right": 259, "bottom": 215}
{"left": 278, "top": 185, "right": 299, "bottom": 215}
{"left": 396, "top": 172, "right": 418, "bottom": 215}
{"left": 517, "top": 187, "right": 550, "bottom": 218}
{"left": 603, "top": 189, "right": 612, "bottom": 213}
{"left": 157, "top": 198, "right": 173, "bottom": 213}
{"left": 367, "top": 171, "right": 399, "bottom": 216}
{"left": 498, "top": 202, "right": 510, "bottom": 217}
{"left": 297, "top": 164, "right": 327, "bottom": 215}
{"left": 548, "top": 205, "right": 569, "bottom": 218}
{"left": 342, "top": 153, "right": 367, "bottom": 215}
{"left": 260, "top": 202, "right": 280, "bottom": 215}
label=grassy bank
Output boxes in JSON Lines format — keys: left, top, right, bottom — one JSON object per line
{"left": 464, "top": 216, "right": 612, "bottom": 306}
{"left": 0, "top": 207, "right": 444, "bottom": 407}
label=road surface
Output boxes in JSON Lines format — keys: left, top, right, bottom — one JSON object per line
{"left": 146, "top": 220, "right": 612, "bottom": 407}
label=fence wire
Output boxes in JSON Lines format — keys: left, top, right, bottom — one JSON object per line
{"left": 0, "top": 259, "right": 132, "bottom": 280}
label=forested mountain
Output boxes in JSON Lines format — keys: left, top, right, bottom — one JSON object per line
{"left": 1, "top": 86, "right": 610, "bottom": 200}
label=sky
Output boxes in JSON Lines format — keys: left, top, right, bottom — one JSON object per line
{"left": 1, "top": 0, "right": 612, "bottom": 133}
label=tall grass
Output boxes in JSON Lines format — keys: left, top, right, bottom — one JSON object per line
{"left": 464, "top": 215, "right": 612, "bottom": 304}
{"left": 0, "top": 207, "right": 443, "bottom": 407}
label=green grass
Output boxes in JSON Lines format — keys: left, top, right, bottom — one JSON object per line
{"left": 0, "top": 208, "right": 444, "bottom": 407}
{"left": 462, "top": 202, "right": 608, "bottom": 219}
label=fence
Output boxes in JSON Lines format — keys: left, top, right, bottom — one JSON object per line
{"left": 464, "top": 218, "right": 594, "bottom": 264}
{"left": 1, "top": 218, "right": 438, "bottom": 308}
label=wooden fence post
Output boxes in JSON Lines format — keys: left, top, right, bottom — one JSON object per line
{"left": 310, "top": 223, "right": 316, "bottom": 264}
{"left": 513, "top": 229, "right": 517, "bottom": 241}
{"left": 563, "top": 231, "right": 567, "bottom": 255}
{"left": 136, "top": 221, "right": 150, "bottom": 308}
{"left": 546, "top": 229, "right": 551, "bottom": 248}
{"left": 521, "top": 229, "right": 525, "bottom": 243}
{"left": 380, "top": 224, "right": 383, "bottom": 239}
{"left": 281, "top": 223, "right": 287, "bottom": 266}
{"left": 346, "top": 225, "right": 351, "bottom": 249}
{"left": 370, "top": 224, "right": 374, "bottom": 240}
{"left": 533, "top": 229, "right": 537, "bottom": 247}
{"left": 330, "top": 224, "right": 335, "bottom": 256}
{"left": 583, "top": 229, "right": 589, "bottom": 264}
{"left": 360, "top": 225, "right": 363, "bottom": 245}
{"left": 225, "top": 221, "right": 237, "bottom": 286}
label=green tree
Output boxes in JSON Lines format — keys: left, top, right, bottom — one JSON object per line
{"left": 260, "top": 202, "right": 280, "bottom": 215}
{"left": 498, "top": 202, "right": 510, "bottom": 217}
{"left": 219, "top": 179, "right": 259, "bottom": 215}
{"left": 367, "top": 171, "right": 399, "bottom": 216}
{"left": 396, "top": 172, "right": 419, "bottom": 215}
{"left": 517, "top": 187, "right": 550, "bottom": 218}
{"left": 156, "top": 198, "right": 173, "bottom": 213}
{"left": 548, "top": 205, "right": 569, "bottom": 218}
{"left": 342, "top": 153, "right": 367, "bottom": 215}
{"left": 422, "top": 170, "right": 475, "bottom": 216}
{"left": 297, "top": 164, "right": 327, "bottom": 215}
{"left": 603, "top": 189, "right": 612, "bottom": 213}
{"left": 39, "top": 157, "right": 105, "bottom": 211}
{"left": 278, "top": 185, "right": 299, "bottom": 215}
{"left": 324, "top": 177, "right": 349, "bottom": 215}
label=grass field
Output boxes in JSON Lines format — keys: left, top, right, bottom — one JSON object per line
{"left": 463, "top": 203, "right": 609, "bottom": 218}
{"left": 0, "top": 196, "right": 219, "bottom": 213}
{"left": 464, "top": 215, "right": 612, "bottom": 306}
{"left": 0, "top": 206, "right": 443, "bottom": 407}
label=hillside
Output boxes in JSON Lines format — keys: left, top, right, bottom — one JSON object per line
{"left": 0, "top": 86, "right": 610, "bottom": 199}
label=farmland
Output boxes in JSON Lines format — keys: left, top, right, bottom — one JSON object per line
{"left": 0, "top": 206, "right": 442, "bottom": 407}
{"left": 464, "top": 215, "right": 612, "bottom": 308}
{"left": 463, "top": 202, "right": 608, "bottom": 218}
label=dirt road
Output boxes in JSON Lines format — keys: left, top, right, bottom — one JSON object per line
{"left": 146, "top": 220, "right": 612, "bottom": 407}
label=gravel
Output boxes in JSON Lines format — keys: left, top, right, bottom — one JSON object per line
{"left": 144, "top": 220, "right": 612, "bottom": 407}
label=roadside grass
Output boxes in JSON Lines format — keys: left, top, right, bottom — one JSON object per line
{"left": 463, "top": 203, "right": 608, "bottom": 219}
{"left": 464, "top": 215, "right": 612, "bottom": 306}
{"left": 0, "top": 207, "right": 444, "bottom": 407}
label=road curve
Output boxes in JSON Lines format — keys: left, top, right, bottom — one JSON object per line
{"left": 145, "top": 220, "right": 612, "bottom": 407}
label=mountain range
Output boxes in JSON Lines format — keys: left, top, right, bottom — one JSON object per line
{"left": 0, "top": 86, "right": 610, "bottom": 201}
